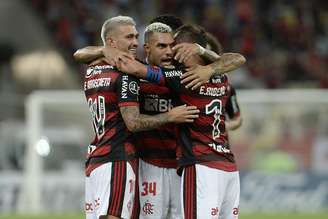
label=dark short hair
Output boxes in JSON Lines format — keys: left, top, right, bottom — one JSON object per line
{"left": 149, "top": 14, "right": 183, "bottom": 31}
{"left": 174, "top": 24, "right": 207, "bottom": 48}
{"left": 205, "top": 32, "right": 223, "bottom": 54}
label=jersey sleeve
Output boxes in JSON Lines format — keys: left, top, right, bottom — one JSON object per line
{"left": 116, "top": 74, "right": 140, "bottom": 107}
{"left": 159, "top": 67, "right": 184, "bottom": 93}
{"left": 225, "top": 85, "right": 240, "bottom": 119}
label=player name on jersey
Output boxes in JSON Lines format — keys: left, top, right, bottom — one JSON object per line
{"left": 199, "top": 85, "right": 227, "bottom": 97}
{"left": 84, "top": 78, "right": 111, "bottom": 90}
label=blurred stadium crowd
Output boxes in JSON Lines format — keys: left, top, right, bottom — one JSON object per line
{"left": 29, "top": 0, "right": 328, "bottom": 88}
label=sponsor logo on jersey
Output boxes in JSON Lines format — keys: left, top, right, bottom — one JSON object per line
{"left": 84, "top": 78, "right": 111, "bottom": 90}
{"left": 129, "top": 81, "right": 139, "bottom": 95}
{"left": 164, "top": 70, "right": 183, "bottom": 77}
{"left": 199, "top": 85, "right": 226, "bottom": 97}
{"left": 144, "top": 97, "right": 172, "bottom": 112}
{"left": 121, "top": 75, "right": 129, "bottom": 98}
{"left": 86, "top": 65, "right": 114, "bottom": 78}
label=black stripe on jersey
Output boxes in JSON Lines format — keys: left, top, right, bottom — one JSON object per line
{"left": 178, "top": 148, "right": 235, "bottom": 168}
{"left": 86, "top": 154, "right": 136, "bottom": 166}
{"left": 138, "top": 149, "right": 176, "bottom": 159}
{"left": 195, "top": 152, "right": 235, "bottom": 163}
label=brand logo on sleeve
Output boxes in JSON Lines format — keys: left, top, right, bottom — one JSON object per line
{"left": 129, "top": 81, "right": 139, "bottom": 95}
{"left": 164, "top": 70, "right": 183, "bottom": 77}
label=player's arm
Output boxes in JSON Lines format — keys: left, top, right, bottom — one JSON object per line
{"left": 73, "top": 46, "right": 134, "bottom": 65}
{"left": 226, "top": 115, "right": 242, "bottom": 131}
{"left": 120, "top": 105, "right": 199, "bottom": 132}
{"left": 180, "top": 53, "right": 246, "bottom": 90}
{"left": 73, "top": 46, "right": 104, "bottom": 64}
{"left": 225, "top": 86, "right": 242, "bottom": 130}
{"left": 172, "top": 43, "right": 219, "bottom": 63}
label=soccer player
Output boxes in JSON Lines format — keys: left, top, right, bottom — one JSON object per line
{"left": 205, "top": 31, "right": 242, "bottom": 131}
{"left": 77, "top": 18, "right": 242, "bottom": 219}
{"left": 83, "top": 16, "right": 200, "bottom": 219}
{"left": 136, "top": 22, "right": 181, "bottom": 219}
{"left": 115, "top": 24, "right": 245, "bottom": 219}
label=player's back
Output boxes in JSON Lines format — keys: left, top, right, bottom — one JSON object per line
{"left": 160, "top": 68, "right": 237, "bottom": 172}
{"left": 83, "top": 63, "right": 139, "bottom": 175}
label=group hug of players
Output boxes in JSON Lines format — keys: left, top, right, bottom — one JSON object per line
{"left": 74, "top": 14, "right": 246, "bottom": 219}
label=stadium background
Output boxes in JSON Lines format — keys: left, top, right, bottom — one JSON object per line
{"left": 0, "top": 0, "right": 327, "bottom": 218}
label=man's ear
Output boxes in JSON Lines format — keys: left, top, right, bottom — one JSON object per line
{"left": 107, "top": 36, "right": 116, "bottom": 48}
{"left": 144, "top": 43, "right": 150, "bottom": 53}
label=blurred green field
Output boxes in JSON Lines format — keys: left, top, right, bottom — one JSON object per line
{"left": 0, "top": 212, "right": 328, "bottom": 219}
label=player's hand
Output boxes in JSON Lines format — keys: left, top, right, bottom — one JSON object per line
{"left": 180, "top": 64, "right": 212, "bottom": 90}
{"left": 167, "top": 105, "right": 199, "bottom": 123}
{"left": 172, "top": 43, "right": 201, "bottom": 63}
{"left": 116, "top": 56, "right": 142, "bottom": 74}
{"left": 89, "top": 57, "right": 108, "bottom": 66}
{"left": 102, "top": 46, "right": 134, "bottom": 66}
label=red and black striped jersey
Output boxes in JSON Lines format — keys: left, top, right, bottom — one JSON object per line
{"left": 135, "top": 80, "right": 178, "bottom": 168}
{"left": 158, "top": 68, "right": 238, "bottom": 172}
{"left": 83, "top": 63, "right": 140, "bottom": 176}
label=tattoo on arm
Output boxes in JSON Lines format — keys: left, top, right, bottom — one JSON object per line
{"left": 120, "top": 106, "right": 169, "bottom": 132}
{"left": 209, "top": 53, "right": 246, "bottom": 75}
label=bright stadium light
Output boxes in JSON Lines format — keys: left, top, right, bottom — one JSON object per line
{"left": 35, "top": 137, "right": 51, "bottom": 157}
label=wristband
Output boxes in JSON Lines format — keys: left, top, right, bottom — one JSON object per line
{"left": 196, "top": 43, "right": 206, "bottom": 56}
{"left": 146, "top": 65, "right": 162, "bottom": 83}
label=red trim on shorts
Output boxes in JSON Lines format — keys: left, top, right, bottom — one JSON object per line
{"left": 183, "top": 165, "right": 197, "bottom": 219}
{"left": 107, "top": 161, "right": 127, "bottom": 217}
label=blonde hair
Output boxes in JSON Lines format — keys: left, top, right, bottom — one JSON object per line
{"left": 144, "top": 22, "right": 172, "bottom": 43}
{"left": 101, "top": 16, "right": 136, "bottom": 45}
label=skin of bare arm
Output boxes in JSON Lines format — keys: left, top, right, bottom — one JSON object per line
{"left": 73, "top": 46, "right": 135, "bottom": 66}
{"left": 172, "top": 43, "right": 219, "bottom": 64}
{"left": 116, "top": 52, "right": 245, "bottom": 89}
{"left": 226, "top": 115, "right": 242, "bottom": 131}
{"left": 120, "top": 105, "right": 200, "bottom": 132}
{"left": 180, "top": 53, "right": 246, "bottom": 90}
{"left": 73, "top": 46, "right": 104, "bottom": 64}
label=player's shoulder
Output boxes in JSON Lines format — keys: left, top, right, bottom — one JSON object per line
{"left": 86, "top": 62, "right": 118, "bottom": 78}
{"left": 161, "top": 65, "right": 184, "bottom": 78}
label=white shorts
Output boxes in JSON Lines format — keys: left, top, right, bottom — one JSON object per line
{"left": 139, "top": 159, "right": 182, "bottom": 219}
{"left": 181, "top": 164, "right": 240, "bottom": 219}
{"left": 85, "top": 160, "right": 137, "bottom": 219}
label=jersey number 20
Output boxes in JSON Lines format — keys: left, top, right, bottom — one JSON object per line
{"left": 205, "top": 99, "right": 222, "bottom": 139}
{"left": 88, "top": 96, "right": 105, "bottom": 138}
